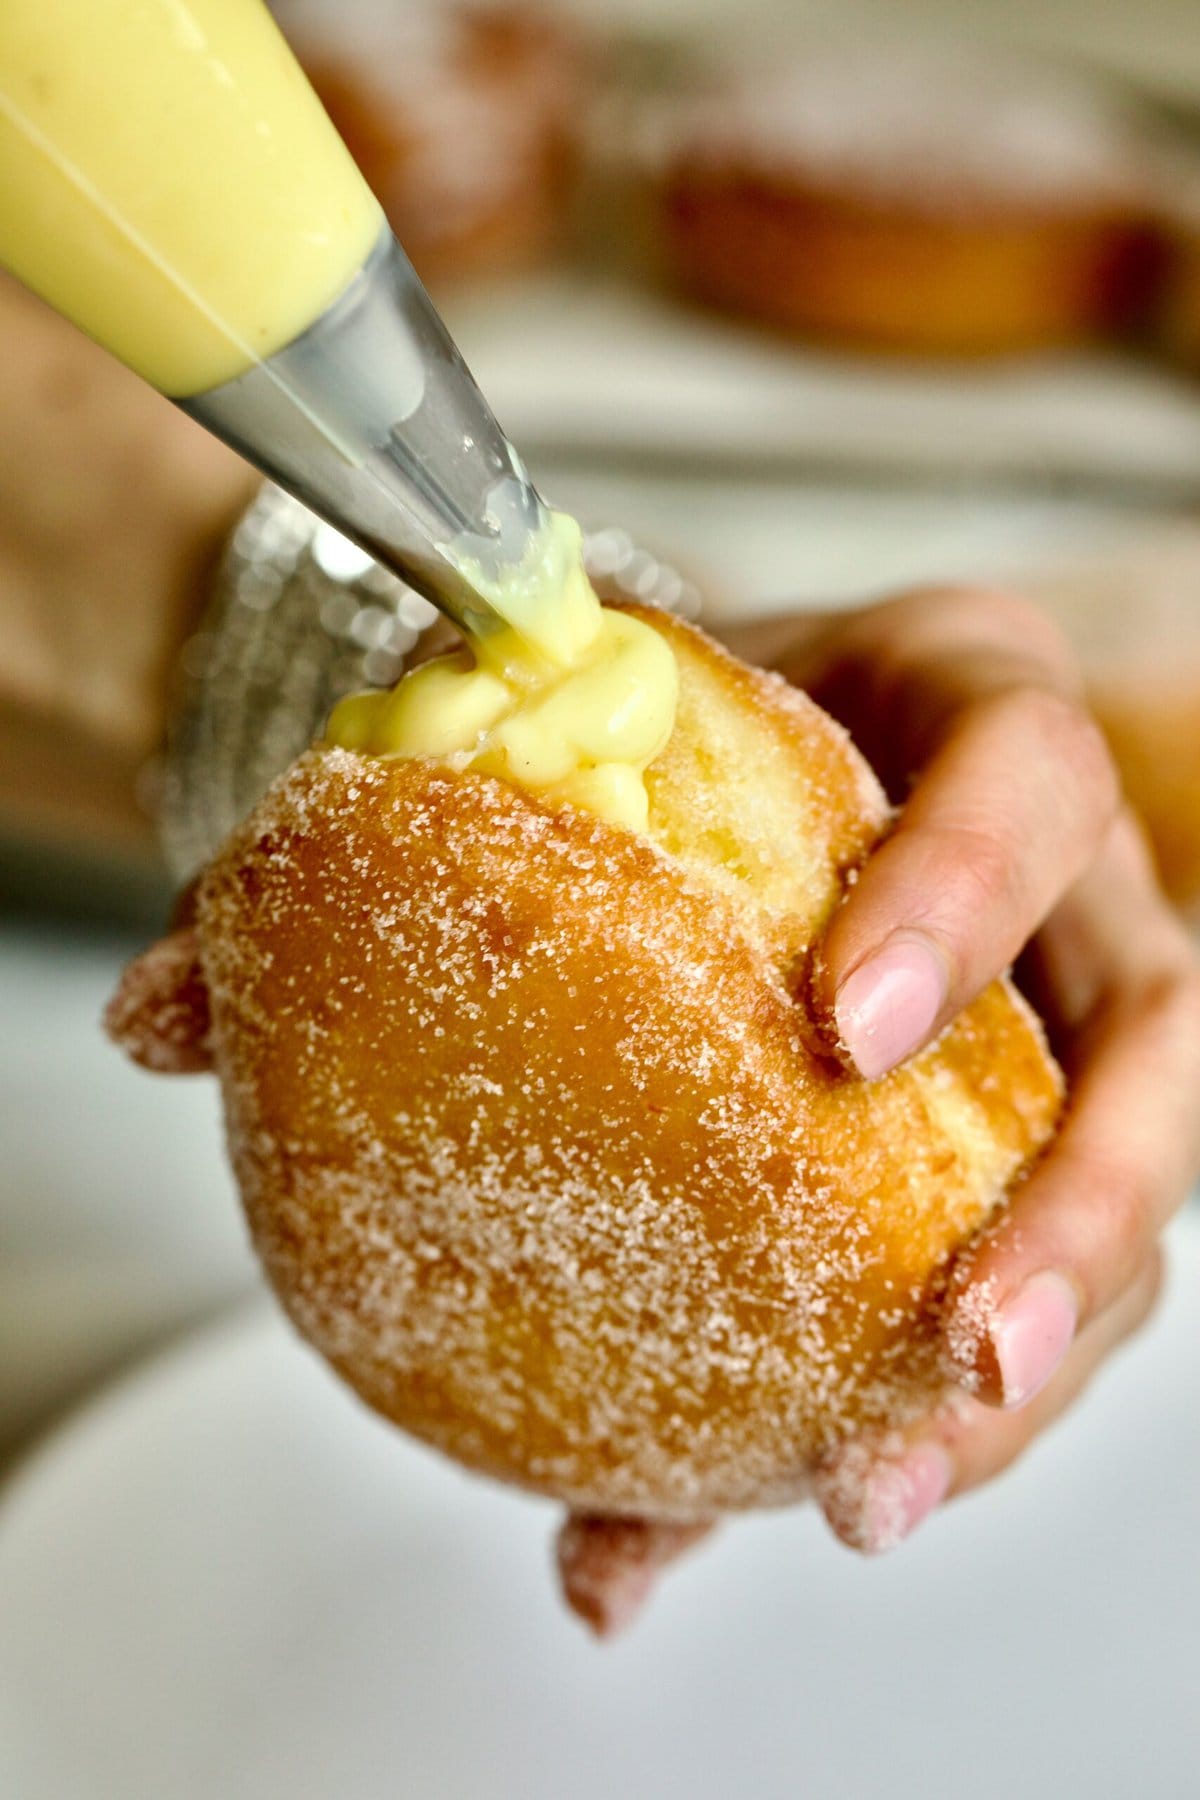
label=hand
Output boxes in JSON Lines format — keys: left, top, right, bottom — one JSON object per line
{"left": 561, "top": 585, "right": 1200, "bottom": 1630}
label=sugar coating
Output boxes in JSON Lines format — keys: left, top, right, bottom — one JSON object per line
{"left": 655, "top": 46, "right": 1152, "bottom": 217}
{"left": 814, "top": 1432, "right": 906, "bottom": 1552}
{"left": 195, "top": 612, "right": 1063, "bottom": 1520}
{"left": 943, "top": 1273, "right": 1002, "bottom": 1390}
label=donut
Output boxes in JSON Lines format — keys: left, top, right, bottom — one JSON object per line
{"left": 651, "top": 46, "right": 1169, "bottom": 356}
{"left": 108, "top": 605, "right": 1061, "bottom": 1542}
{"left": 275, "top": 0, "right": 586, "bottom": 286}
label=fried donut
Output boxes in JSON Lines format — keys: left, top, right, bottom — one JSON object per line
{"left": 108, "top": 608, "right": 1061, "bottom": 1633}
{"left": 652, "top": 47, "right": 1167, "bottom": 356}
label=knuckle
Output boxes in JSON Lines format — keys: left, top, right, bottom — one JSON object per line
{"left": 1033, "top": 686, "right": 1112, "bottom": 782}
{"left": 899, "top": 586, "right": 1081, "bottom": 679}
{"left": 987, "top": 686, "right": 1120, "bottom": 824}
{"left": 1059, "top": 707, "right": 1120, "bottom": 819}
{"left": 916, "top": 813, "right": 1035, "bottom": 943}
{"left": 944, "top": 821, "right": 1026, "bottom": 919}
{"left": 1128, "top": 963, "right": 1200, "bottom": 1071}
{"left": 827, "top": 590, "right": 1091, "bottom": 770}
{"left": 1172, "top": 964, "right": 1200, "bottom": 1047}
{"left": 1111, "top": 805, "right": 1166, "bottom": 888}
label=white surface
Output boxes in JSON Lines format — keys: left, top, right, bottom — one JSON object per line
{"left": 1, "top": 1214, "right": 1197, "bottom": 1800}
{"left": 0, "top": 924, "right": 256, "bottom": 1455}
{"left": 0, "top": 479, "right": 1191, "bottom": 1455}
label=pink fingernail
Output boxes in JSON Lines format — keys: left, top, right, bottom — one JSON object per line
{"left": 859, "top": 1445, "right": 953, "bottom": 1554}
{"left": 990, "top": 1272, "right": 1078, "bottom": 1409}
{"left": 835, "top": 934, "right": 947, "bottom": 1079}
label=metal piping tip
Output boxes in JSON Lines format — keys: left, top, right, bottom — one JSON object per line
{"left": 180, "top": 226, "right": 545, "bottom": 643}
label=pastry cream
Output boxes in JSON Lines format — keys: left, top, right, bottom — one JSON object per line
{"left": 0, "top": 0, "right": 382, "bottom": 395}
{"left": 327, "top": 514, "right": 679, "bottom": 831}
{"left": 0, "top": 6, "right": 678, "bottom": 822}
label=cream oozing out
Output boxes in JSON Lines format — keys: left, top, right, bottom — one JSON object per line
{"left": 325, "top": 511, "right": 680, "bottom": 831}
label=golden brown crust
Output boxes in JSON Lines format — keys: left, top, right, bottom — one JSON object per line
{"left": 660, "top": 172, "right": 1163, "bottom": 356}
{"left": 104, "top": 926, "right": 212, "bottom": 1074}
{"left": 192, "top": 611, "right": 1062, "bottom": 1519}
{"left": 287, "top": 5, "right": 584, "bottom": 287}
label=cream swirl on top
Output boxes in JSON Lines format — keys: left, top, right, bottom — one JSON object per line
{"left": 325, "top": 511, "right": 679, "bottom": 831}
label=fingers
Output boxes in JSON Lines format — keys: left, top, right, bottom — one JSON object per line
{"left": 818, "top": 1249, "right": 1165, "bottom": 1554}
{"left": 800, "top": 596, "right": 1119, "bottom": 1078}
{"left": 945, "top": 814, "right": 1200, "bottom": 1406}
{"left": 556, "top": 1513, "right": 715, "bottom": 1639}
{"left": 776, "top": 586, "right": 1087, "bottom": 786}
{"left": 103, "top": 926, "right": 213, "bottom": 1074}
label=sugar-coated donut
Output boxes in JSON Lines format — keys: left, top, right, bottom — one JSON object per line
{"left": 652, "top": 47, "right": 1168, "bottom": 356}
{"left": 277, "top": 0, "right": 585, "bottom": 286}
{"left": 108, "top": 608, "right": 1061, "bottom": 1525}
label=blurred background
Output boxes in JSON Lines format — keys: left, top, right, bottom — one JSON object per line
{"left": 4, "top": 0, "right": 1200, "bottom": 1764}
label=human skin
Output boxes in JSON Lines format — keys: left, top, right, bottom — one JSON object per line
{"left": 766, "top": 592, "right": 1200, "bottom": 1539}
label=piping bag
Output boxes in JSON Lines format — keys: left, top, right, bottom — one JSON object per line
{"left": 184, "top": 225, "right": 550, "bottom": 645}
{"left": 0, "top": 0, "right": 551, "bottom": 645}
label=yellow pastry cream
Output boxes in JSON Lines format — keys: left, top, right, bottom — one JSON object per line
{"left": 0, "top": 0, "right": 382, "bottom": 395}
{"left": 326, "top": 513, "right": 679, "bottom": 832}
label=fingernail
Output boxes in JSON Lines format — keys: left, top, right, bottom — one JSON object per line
{"left": 990, "top": 1271, "right": 1078, "bottom": 1409}
{"left": 858, "top": 1445, "right": 953, "bottom": 1554}
{"left": 835, "top": 933, "right": 948, "bottom": 1078}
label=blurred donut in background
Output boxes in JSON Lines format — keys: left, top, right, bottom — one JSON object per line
{"left": 649, "top": 45, "right": 1173, "bottom": 357}
{"left": 274, "top": 1, "right": 588, "bottom": 289}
